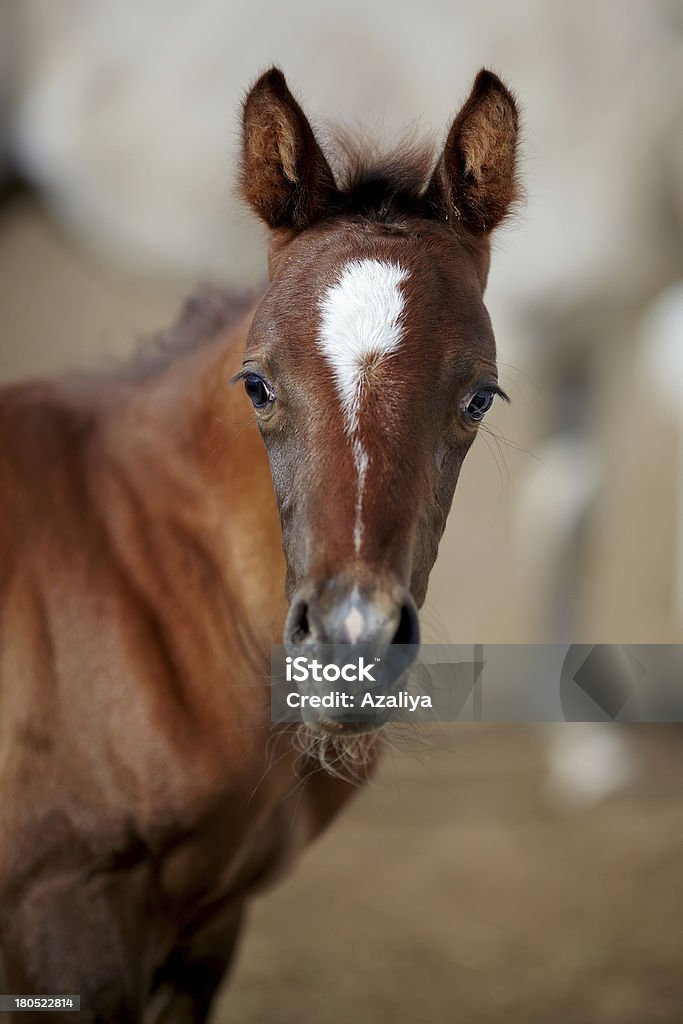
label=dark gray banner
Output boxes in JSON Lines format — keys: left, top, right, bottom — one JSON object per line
{"left": 271, "top": 645, "right": 683, "bottom": 724}
{"left": 0, "top": 996, "right": 80, "bottom": 1012}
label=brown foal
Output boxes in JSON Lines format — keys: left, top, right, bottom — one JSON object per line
{"left": 0, "top": 67, "right": 519, "bottom": 1021}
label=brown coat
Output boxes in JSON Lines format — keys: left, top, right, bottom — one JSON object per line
{"left": 0, "top": 294, "right": 361, "bottom": 1021}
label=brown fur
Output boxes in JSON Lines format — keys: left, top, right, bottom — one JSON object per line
{"left": 0, "top": 67, "right": 520, "bottom": 1021}
{"left": 0, "top": 301, "right": 361, "bottom": 1021}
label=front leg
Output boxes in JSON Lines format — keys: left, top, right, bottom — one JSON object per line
{"left": 1, "top": 869, "right": 148, "bottom": 1023}
{"left": 145, "top": 904, "right": 244, "bottom": 1024}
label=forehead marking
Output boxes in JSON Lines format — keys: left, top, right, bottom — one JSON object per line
{"left": 318, "top": 259, "right": 409, "bottom": 433}
{"left": 317, "top": 258, "right": 409, "bottom": 554}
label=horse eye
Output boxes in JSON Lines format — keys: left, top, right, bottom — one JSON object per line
{"left": 465, "top": 389, "right": 495, "bottom": 422}
{"left": 244, "top": 373, "right": 274, "bottom": 409}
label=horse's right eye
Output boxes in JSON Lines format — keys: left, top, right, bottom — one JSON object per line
{"left": 244, "top": 374, "right": 275, "bottom": 409}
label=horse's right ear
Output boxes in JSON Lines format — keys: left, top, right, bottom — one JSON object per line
{"left": 240, "top": 68, "right": 336, "bottom": 231}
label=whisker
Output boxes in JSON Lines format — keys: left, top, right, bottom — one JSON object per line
{"left": 477, "top": 427, "right": 506, "bottom": 500}
{"left": 482, "top": 422, "right": 548, "bottom": 469}
{"left": 497, "top": 361, "right": 545, "bottom": 398}
{"left": 481, "top": 424, "right": 513, "bottom": 484}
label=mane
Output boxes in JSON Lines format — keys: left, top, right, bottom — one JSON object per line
{"left": 118, "top": 286, "right": 257, "bottom": 382}
{"left": 326, "top": 128, "right": 437, "bottom": 224}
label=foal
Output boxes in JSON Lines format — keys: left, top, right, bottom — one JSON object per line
{"left": 0, "top": 68, "right": 519, "bottom": 1021}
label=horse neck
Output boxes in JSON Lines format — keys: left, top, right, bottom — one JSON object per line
{"left": 99, "top": 300, "right": 287, "bottom": 655}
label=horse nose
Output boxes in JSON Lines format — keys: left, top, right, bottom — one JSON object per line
{"left": 285, "top": 582, "right": 420, "bottom": 649}
{"left": 284, "top": 580, "right": 420, "bottom": 734}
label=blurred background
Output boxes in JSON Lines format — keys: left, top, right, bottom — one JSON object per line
{"left": 0, "top": 1, "right": 682, "bottom": 1021}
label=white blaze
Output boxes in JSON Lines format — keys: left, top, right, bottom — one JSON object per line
{"left": 318, "top": 259, "right": 409, "bottom": 552}
{"left": 344, "top": 606, "right": 365, "bottom": 645}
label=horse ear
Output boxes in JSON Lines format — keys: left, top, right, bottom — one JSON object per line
{"left": 425, "top": 70, "right": 519, "bottom": 235}
{"left": 240, "top": 68, "right": 336, "bottom": 231}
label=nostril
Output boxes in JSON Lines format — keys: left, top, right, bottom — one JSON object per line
{"left": 287, "top": 589, "right": 419, "bottom": 650}
{"left": 391, "top": 601, "right": 420, "bottom": 646}
{"left": 289, "top": 601, "right": 310, "bottom": 644}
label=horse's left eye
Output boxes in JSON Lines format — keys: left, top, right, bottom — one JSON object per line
{"left": 244, "top": 374, "right": 274, "bottom": 409}
{"left": 465, "top": 389, "right": 495, "bottom": 422}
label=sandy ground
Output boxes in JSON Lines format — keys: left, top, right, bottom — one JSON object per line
{"left": 216, "top": 727, "right": 683, "bottom": 1024}
{"left": 2, "top": 194, "right": 682, "bottom": 1023}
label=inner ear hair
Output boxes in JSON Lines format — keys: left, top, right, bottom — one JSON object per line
{"left": 425, "top": 68, "right": 520, "bottom": 235}
{"left": 240, "top": 67, "right": 336, "bottom": 231}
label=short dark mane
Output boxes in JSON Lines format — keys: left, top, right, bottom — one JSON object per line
{"left": 118, "top": 287, "right": 256, "bottom": 382}
{"left": 327, "top": 129, "right": 437, "bottom": 223}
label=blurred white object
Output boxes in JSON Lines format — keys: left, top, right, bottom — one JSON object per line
{"left": 639, "top": 284, "right": 683, "bottom": 622}
{"left": 7, "top": 0, "right": 683, "bottom": 296}
{"left": 515, "top": 436, "right": 600, "bottom": 634}
{"left": 545, "top": 724, "right": 638, "bottom": 807}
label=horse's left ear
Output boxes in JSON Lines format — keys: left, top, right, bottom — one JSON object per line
{"left": 240, "top": 67, "right": 336, "bottom": 231}
{"left": 425, "top": 69, "right": 519, "bottom": 235}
